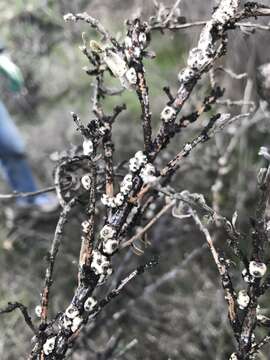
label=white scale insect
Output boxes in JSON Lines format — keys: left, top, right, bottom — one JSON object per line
{"left": 81, "top": 173, "right": 91, "bottom": 190}
{"left": 43, "top": 337, "right": 56, "bottom": 355}
{"left": 84, "top": 297, "right": 97, "bottom": 312}
{"left": 90, "top": 40, "right": 137, "bottom": 90}
{"left": 91, "top": 250, "right": 113, "bottom": 284}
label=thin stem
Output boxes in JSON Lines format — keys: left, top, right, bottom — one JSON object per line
{"left": 121, "top": 201, "right": 175, "bottom": 248}
{"left": 0, "top": 186, "right": 55, "bottom": 199}
{"left": 0, "top": 302, "right": 37, "bottom": 335}
{"left": 40, "top": 198, "right": 78, "bottom": 324}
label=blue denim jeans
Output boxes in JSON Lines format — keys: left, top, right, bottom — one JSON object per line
{"left": 0, "top": 101, "right": 42, "bottom": 204}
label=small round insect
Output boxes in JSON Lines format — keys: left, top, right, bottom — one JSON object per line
{"left": 242, "top": 269, "right": 255, "bottom": 284}
{"left": 100, "top": 224, "right": 116, "bottom": 240}
{"left": 83, "top": 139, "right": 93, "bottom": 156}
{"left": 124, "top": 36, "right": 132, "bottom": 48}
{"left": 114, "top": 192, "right": 125, "bottom": 206}
{"left": 135, "top": 151, "right": 148, "bottom": 166}
{"left": 43, "top": 337, "right": 56, "bottom": 355}
{"left": 91, "top": 250, "right": 112, "bottom": 281}
{"left": 71, "top": 316, "right": 83, "bottom": 333}
{"left": 140, "top": 163, "right": 158, "bottom": 184}
{"left": 107, "top": 197, "right": 117, "bottom": 208}
{"left": 249, "top": 261, "right": 267, "bottom": 278}
{"left": 81, "top": 174, "right": 91, "bottom": 190}
{"left": 101, "top": 194, "right": 110, "bottom": 206}
{"left": 65, "top": 304, "right": 79, "bottom": 319}
{"left": 126, "top": 67, "right": 137, "bottom": 85}
{"left": 160, "top": 106, "right": 176, "bottom": 122}
{"left": 187, "top": 47, "right": 207, "bottom": 71}
{"left": 178, "top": 67, "right": 196, "bottom": 83}
{"left": 120, "top": 174, "right": 133, "bottom": 195}
{"left": 35, "top": 305, "right": 42, "bottom": 318}
{"left": 81, "top": 220, "right": 90, "bottom": 234}
{"left": 184, "top": 143, "right": 192, "bottom": 153}
{"left": 237, "top": 290, "right": 250, "bottom": 310}
{"left": 129, "top": 157, "right": 140, "bottom": 172}
{"left": 103, "top": 239, "right": 119, "bottom": 255}
{"left": 138, "top": 32, "right": 147, "bottom": 47}
{"left": 133, "top": 47, "right": 141, "bottom": 58}
{"left": 84, "top": 297, "right": 97, "bottom": 312}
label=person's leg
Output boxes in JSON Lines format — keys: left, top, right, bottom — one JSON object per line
{"left": 0, "top": 102, "right": 39, "bottom": 197}
{"left": 0, "top": 101, "right": 56, "bottom": 208}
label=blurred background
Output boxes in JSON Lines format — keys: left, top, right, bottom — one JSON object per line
{"left": 1, "top": 0, "right": 270, "bottom": 359}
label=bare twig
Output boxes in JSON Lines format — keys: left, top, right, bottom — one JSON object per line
{"left": 64, "top": 12, "right": 119, "bottom": 47}
{"left": 190, "top": 210, "right": 239, "bottom": 336}
{"left": 121, "top": 200, "right": 175, "bottom": 248}
{"left": 0, "top": 302, "right": 37, "bottom": 335}
{"left": 0, "top": 186, "right": 55, "bottom": 199}
{"left": 40, "top": 197, "right": 78, "bottom": 324}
